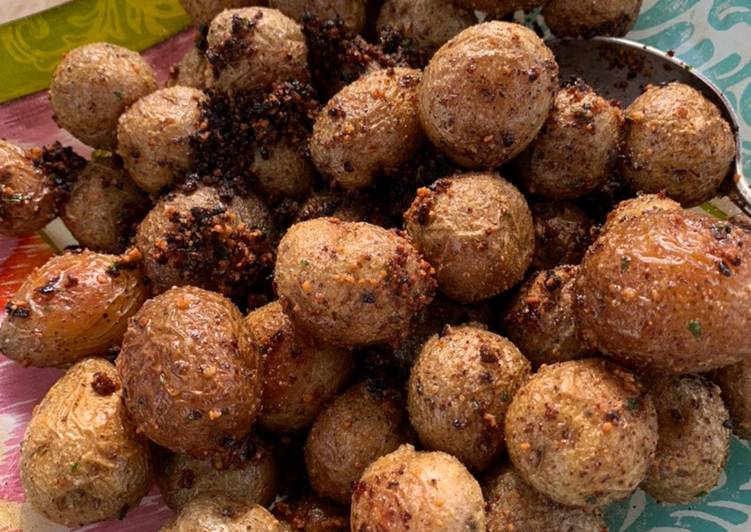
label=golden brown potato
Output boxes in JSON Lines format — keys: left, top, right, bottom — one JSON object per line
{"left": 576, "top": 210, "right": 751, "bottom": 373}
{"left": 61, "top": 155, "right": 149, "bottom": 253}
{"left": 206, "top": 7, "right": 309, "bottom": 93}
{"left": 642, "top": 375, "right": 731, "bottom": 504}
{"left": 156, "top": 434, "right": 278, "bottom": 511}
{"left": 505, "top": 359, "right": 658, "bottom": 507}
{"left": 714, "top": 359, "right": 751, "bottom": 440}
{"left": 418, "top": 22, "right": 558, "bottom": 169}
{"left": 21, "top": 358, "right": 153, "bottom": 527}
{"left": 246, "top": 301, "right": 354, "bottom": 433}
{"left": 483, "top": 463, "right": 606, "bottom": 532}
{"left": 305, "top": 383, "right": 409, "bottom": 503}
{"left": 544, "top": 0, "right": 642, "bottom": 37}
{"left": 50, "top": 43, "right": 157, "bottom": 149}
{"left": 0, "top": 140, "right": 58, "bottom": 236}
{"left": 530, "top": 201, "right": 593, "bottom": 271}
{"left": 275, "top": 218, "right": 435, "bottom": 347}
{"left": 293, "top": 190, "right": 369, "bottom": 223}
{"left": 504, "top": 266, "right": 594, "bottom": 367}
{"left": 408, "top": 324, "right": 531, "bottom": 471}
{"left": 135, "top": 186, "right": 273, "bottom": 296}
{"left": 405, "top": 173, "right": 534, "bottom": 303}
{"left": 180, "top": 0, "right": 266, "bottom": 23}
{"left": 252, "top": 140, "right": 316, "bottom": 198}
{"left": 0, "top": 250, "right": 147, "bottom": 367}
{"left": 451, "top": 0, "right": 544, "bottom": 16}
{"left": 167, "top": 45, "right": 208, "bottom": 89}
{"left": 273, "top": 494, "right": 349, "bottom": 531}
{"left": 117, "top": 86, "right": 206, "bottom": 194}
{"left": 310, "top": 68, "right": 423, "bottom": 190}
{"left": 269, "top": 0, "right": 367, "bottom": 33}
{"left": 160, "top": 494, "right": 286, "bottom": 532}
{"left": 622, "top": 82, "right": 736, "bottom": 205}
{"left": 516, "top": 82, "right": 624, "bottom": 200}
{"left": 351, "top": 444, "right": 486, "bottom": 532}
{"left": 117, "top": 286, "right": 261, "bottom": 459}
{"left": 600, "top": 193, "right": 681, "bottom": 234}
{"left": 376, "top": 0, "right": 475, "bottom": 53}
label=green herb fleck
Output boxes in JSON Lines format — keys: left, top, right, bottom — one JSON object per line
{"left": 500, "top": 391, "right": 510, "bottom": 402}
{"left": 620, "top": 256, "right": 631, "bottom": 272}
{"left": 627, "top": 398, "right": 640, "bottom": 411}
{"left": 91, "top": 149, "right": 112, "bottom": 160}
{"left": 113, "top": 90, "right": 124, "bottom": 100}
{"left": 299, "top": 259, "right": 310, "bottom": 268}
{"left": 688, "top": 319, "right": 702, "bottom": 339}
{"left": 70, "top": 461, "right": 80, "bottom": 473}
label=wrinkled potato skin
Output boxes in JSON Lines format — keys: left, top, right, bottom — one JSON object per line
{"left": 207, "top": 7, "right": 308, "bottom": 93}
{"left": 117, "top": 286, "right": 261, "bottom": 458}
{"left": 0, "top": 140, "right": 57, "bottom": 236}
{"left": 61, "top": 157, "right": 149, "bottom": 253}
{"left": 517, "top": 83, "right": 624, "bottom": 200}
{"left": 405, "top": 173, "right": 534, "bottom": 303}
{"left": 156, "top": 435, "right": 278, "bottom": 511}
{"left": 376, "top": 0, "right": 475, "bottom": 53}
{"left": 504, "top": 266, "right": 594, "bottom": 367}
{"left": 117, "top": 86, "right": 205, "bottom": 194}
{"left": 418, "top": 22, "right": 558, "bottom": 169}
{"left": 252, "top": 141, "right": 316, "bottom": 198}
{"left": 305, "top": 383, "right": 409, "bottom": 503}
{"left": 484, "top": 464, "right": 606, "bottom": 532}
{"left": 275, "top": 218, "right": 435, "bottom": 347}
{"left": 167, "top": 46, "right": 208, "bottom": 89}
{"left": 269, "top": 0, "right": 367, "bottom": 33}
{"left": 50, "top": 43, "right": 157, "bottom": 149}
{"left": 408, "top": 325, "right": 531, "bottom": 471}
{"left": 643, "top": 375, "right": 730, "bottom": 504}
{"left": 714, "top": 360, "right": 751, "bottom": 440}
{"left": 0, "top": 251, "right": 148, "bottom": 368}
{"left": 622, "top": 83, "right": 736, "bottom": 205}
{"left": 274, "top": 494, "right": 350, "bottom": 531}
{"left": 180, "top": 0, "right": 267, "bottom": 23}
{"left": 351, "top": 444, "right": 486, "bottom": 532}
{"left": 246, "top": 301, "right": 354, "bottom": 433}
{"left": 544, "top": 0, "right": 642, "bottom": 37}
{"left": 160, "top": 495, "right": 286, "bottom": 532}
{"left": 530, "top": 201, "right": 593, "bottom": 270}
{"left": 21, "top": 358, "right": 152, "bottom": 527}
{"left": 310, "top": 68, "right": 423, "bottom": 190}
{"left": 576, "top": 211, "right": 751, "bottom": 374}
{"left": 505, "top": 359, "right": 658, "bottom": 507}
{"left": 600, "top": 193, "right": 681, "bottom": 234}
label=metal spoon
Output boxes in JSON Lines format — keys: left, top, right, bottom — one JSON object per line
{"left": 549, "top": 37, "right": 749, "bottom": 215}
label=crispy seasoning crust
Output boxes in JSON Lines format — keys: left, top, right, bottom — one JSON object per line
{"left": 20, "top": 358, "right": 153, "bottom": 527}
{"left": 576, "top": 210, "right": 751, "bottom": 373}
{"left": 505, "top": 359, "right": 659, "bottom": 507}
{"left": 530, "top": 201, "right": 593, "bottom": 270}
{"left": 117, "top": 286, "right": 262, "bottom": 459}
{"left": 269, "top": 0, "right": 367, "bottom": 33}
{"left": 0, "top": 250, "right": 148, "bottom": 367}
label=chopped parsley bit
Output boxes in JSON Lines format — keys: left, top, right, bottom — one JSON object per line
{"left": 620, "top": 256, "right": 631, "bottom": 272}
{"left": 299, "top": 259, "right": 310, "bottom": 268}
{"left": 627, "top": 398, "right": 640, "bottom": 411}
{"left": 113, "top": 90, "right": 124, "bottom": 100}
{"left": 91, "top": 149, "right": 112, "bottom": 160}
{"left": 688, "top": 319, "right": 703, "bottom": 339}
{"left": 500, "top": 391, "right": 510, "bottom": 402}
{"left": 70, "top": 461, "right": 80, "bottom": 473}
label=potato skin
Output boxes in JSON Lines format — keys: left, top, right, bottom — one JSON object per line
{"left": 0, "top": 140, "right": 58, "bottom": 236}
{"left": 294, "top": 190, "right": 369, "bottom": 223}
{"left": 405, "top": 173, "right": 534, "bottom": 303}
{"left": 50, "top": 43, "right": 157, "bottom": 149}
{"left": 117, "top": 86, "right": 205, "bottom": 194}
{"left": 576, "top": 210, "right": 751, "bottom": 373}
{"left": 622, "top": 82, "right": 736, "bottom": 205}
{"left": 544, "top": 0, "right": 642, "bottom": 37}
{"left": 21, "top": 358, "right": 153, "bottom": 527}
{"left": 160, "top": 494, "right": 286, "bottom": 532}
{"left": 505, "top": 359, "right": 658, "bottom": 507}
{"left": 61, "top": 156, "right": 149, "bottom": 253}
{"left": 483, "top": 464, "right": 606, "bottom": 532}
{"left": 206, "top": 7, "right": 308, "bottom": 93}
{"left": 504, "top": 266, "right": 594, "bottom": 368}
{"left": 305, "top": 383, "right": 409, "bottom": 503}
{"left": 376, "top": 0, "right": 475, "bottom": 53}
{"left": 600, "top": 193, "right": 681, "bottom": 234}
{"left": 117, "top": 286, "right": 262, "bottom": 458}
{"left": 530, "top": 201, "right": 593, "bottom": 271}
{"left": 275, "top": 218, "right": 435, "bottom": 347}
{"left": 408, "top": 324, "right": 531, "bottom": 471}
{"left": 714, "top": 360, "right": 751, "bottom": 440}
{"left": 246, "top": 300, "right": 354, "bottom": 433}
{"left": 451, "top": 0, "right": 543, "bottom": 16}
{"left": 516, "top": 82, "right": 624, "bottom": 200}
{"left": 273, "top": 494, "right": 350, "bottom": 531}
{"left": 418, "top": 22, "right": 558, "bottom": 169}
{"left": 180, "top": 0, "right": 266, "bottom": 23}
{"left": 156, "top": 434, "right": 278, "bottom": 511}
{"left": 167, "top": 45, "right": 207, "bottom": 89}
{"left": 269, "top": 0, "right": 367, "bottom": 33}
{"left": 642, "top": 375, "right": 731, "bottom": 504}
{"left": 351, "top": 444, "right": 486, "bottom": 532}
{"left": 310, "top": 68, "right": 423, "bottom": 190}
{"left": 252, "top": 140, "right": 315, "bottom": 198}
{"left": 0, "top": 250, "right": 148, "bottom": 368}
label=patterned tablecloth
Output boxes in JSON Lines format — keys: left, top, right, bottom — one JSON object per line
{"left": 0, "top": 1, "right": 750, "bottom": 531}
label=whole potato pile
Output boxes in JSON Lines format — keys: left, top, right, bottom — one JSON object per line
{"left": 2, "top": 0, "right": 747, "bottom": 529}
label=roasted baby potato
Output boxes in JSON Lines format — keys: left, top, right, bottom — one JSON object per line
{"left": 269, "top": 0, "right": 367, "bottom": 33}
{"left": 166, "top": 45, "right": 208, "bottom": 89}
{"left": 529, "top": 201, "right": 593, "bottom": 271}
{"left": 450, "top": 0, "right": 544, "bottom": 16}
{"left": 273, "top": 494, "right": 350, "bottom": 531}
{"left": 600, "top": 193, "right": 681, "bottom": 234}
{"left": 544, "top": 0, "right": 643, "bottom": 38}
{"left": 160, "top": 494, "right": 287, "bottom": 531}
